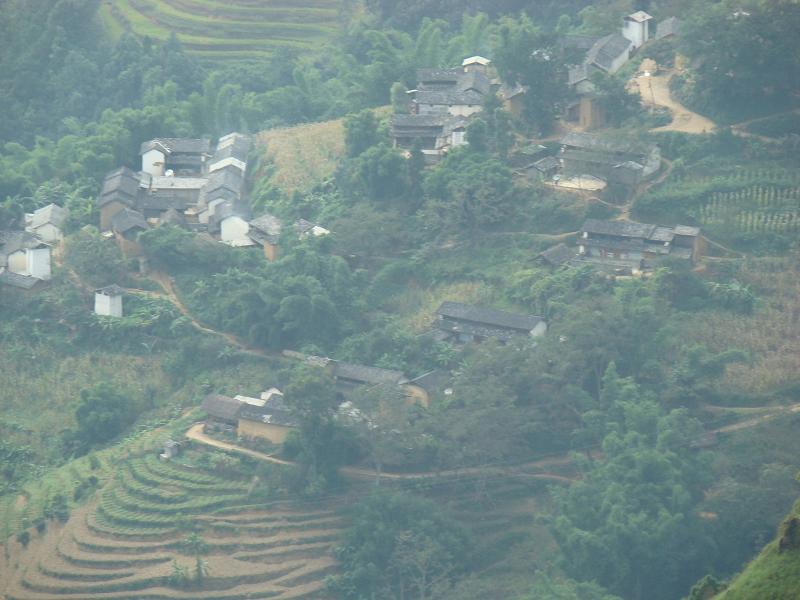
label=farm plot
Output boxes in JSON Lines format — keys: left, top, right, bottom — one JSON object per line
{"left": 634, "top": 164, "right": 800, "bottom": 251}
{"left": 1, "top": 453, "right": 343, "bottom": 600}
{"left": 99, "top": 0, "right": 341, "bottom": 63}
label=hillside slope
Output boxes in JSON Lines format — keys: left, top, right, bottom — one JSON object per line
{"left": 713, "top": 499, "right": 800, "bottom": 599}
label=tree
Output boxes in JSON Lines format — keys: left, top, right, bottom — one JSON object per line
{"left": 284, "top": 366, "right": 347, "bottom": 490}
{"left": 590, "top": 71, "right": 640, "bottom": 126}
{"left": 65, "top": 226, "right": 128, "bottom": 288}
{"left": 68, "top": 382, "right": 137, "bottom": 454}
{"left": 390, "top": 82, "right": 410, "bottom": 114}
{"left": 422, "top": 148, "right": 520, "bottom": 238}
{"left": 344, "top": 109, "right": 382, "bottom": 158}
{"left": 328, "top": 491, "right": 472, "bottom": 600}
{"left": 550, "top": 365, "right": 714, "bottom": 600}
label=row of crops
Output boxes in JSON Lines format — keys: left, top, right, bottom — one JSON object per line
{"left": 4, "top": 452, "right": 343, "bottom": 599}
{"left": 99, "top": 0, "right": 341, "bottom": 62}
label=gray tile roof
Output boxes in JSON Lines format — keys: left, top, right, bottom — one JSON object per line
{"left": 534, "top": 156, "right": 560, "bottom": 172}
{"left": 201, "top": 394, "right": 241, "bottom": 422}
{"left": 586, "top": 33, "right": 632, "bottom": 72}
{"left": 0, "top": 271, "right": 41, "bottom": 289}
{"left": 332, "top": 361, "right": 407, "bottom": 386}
{"left": 416, "top": 68, "right": 462, "bottom": 84}
{"left": 99, "top": 167, "right": 141, "bottom": 207}
{"left": 248, "top": 213, "right": 282, "bottom": 245}
{"left": 111, "top": 208, "right": 149, "bottom": 234}
{"left": 0, "top": 230, "right": 48, "bottom": 256}
{"left": 436, "top": 301, "right": 544, "bottom": 332}
{"left": 581, "top": 219, "right": 657, "bottom": 239}
{"left": 29, "top": 204, "right": 68, "bottom": 229}
{"left": 539, "top": 243, "right": 576, "bottom": 266}
{"left": 416, "top": 89, "right": 485, "bottom": 106}
{"left": 561, "top": 132, "right": 655, "bottom": 156}
{"left": 239, "top": 394, "right": 298, "bottom": 428}
{"left": 140, "top": 138, "right": 211, "bottom": 156}
{"left": 656, "top": 16, "right": 681, "bottom": 39}
{"left": 96, "top": 284, "right": 125, "bottom": 296}
{"left": 211, "top": 133, "right": 251, "bottom": 165}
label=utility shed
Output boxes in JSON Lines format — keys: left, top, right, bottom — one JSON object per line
{"left": 435, "top": 301, "right": 547, "bottom": 343}
{"left": 95, "top": 284, "right": 125, "bottom": 317}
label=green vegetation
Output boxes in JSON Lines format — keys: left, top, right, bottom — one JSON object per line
{"left": 3, "top": 1, "right": 800, "bottom": 599}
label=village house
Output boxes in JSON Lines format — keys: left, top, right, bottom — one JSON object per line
{"left": 94, "top": 284, "right": 125, "bottom": 317}
{"left": 244, "top": 213, "right": 330, "bottom": 261}
{"left": 576, "top": 218, "right": 702, "bottom": 272}
{"left": 0, "top": 230, "right": 52, "bottom": 288}
{"left": 563, "top": 11, "right": 653, "bottom": 129}
{"left": 201, "top": 389, "right": 298, "bottom": 444}
{"left": 559, "top": 132, "right": 661, "bottom": 185}
{"left": 391, "top": 56, "right": 524, "bottom": 161}
{"left": 110, "top": 207, "right": 149, "bottom": 257}
{"left": 434, "top": 301, "right": 547, "bottom": 343}
{"left": 536, "top": 243, "right": 577, "bottom": 268}
{"left": 98, "top": 134, "right": 252, "bottom": 252}
{"left": 25, "top": 204, "right": 68, "bottom": 244}
{"left": 655, "top": 16, "right": 682, "bottom": 40}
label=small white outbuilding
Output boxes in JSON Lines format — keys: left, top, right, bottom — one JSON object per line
{"left": 94, "top": 284, "right": 125, "bottom": 317}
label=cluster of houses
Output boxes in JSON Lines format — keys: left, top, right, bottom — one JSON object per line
{"left": 0, "top": 204, "right": 68, "bottom": 289}
{"left": 201, "top": 300, "right": 550, "bottom": 442}
{"left": 391, "top": 56, "right": 524, "bottom": 162}
{"left": 564, "top": 11, "right": 680, "bottom": 130}
{"left": 538, "top": 218, "right": 702, "bottom": 274}
{"left": 99, "top": 133, "right": 328, "bottom": 263}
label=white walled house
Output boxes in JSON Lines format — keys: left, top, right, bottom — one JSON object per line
{"left": 0, "top": 231, "right": 52, "bottom": 282}
{"left": 622, "top": 11, "right": 653, "bottom": 49}
{"left": 141, "top": 145, "right": 167, "bottom": 176}
{"left": 95, "top": 285, "right": 125, "bottom": 317}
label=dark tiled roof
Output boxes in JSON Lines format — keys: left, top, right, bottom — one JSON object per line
{"left": 674, "top": 225, "right": 700, "bottom": 237}
{"left": 161, "top": 208, "right": 186, "bottom": 225}
{"left": 586, "top": 33, "right": 632, "bottom": 72}
{"left": 99, "top": 167, "right": 141, "bottom": 207}
{"left": 436, "top": 301, "right": 544, "bottom": 332}
{"left": 416, "top": 89, "right": 485, "bottom": 106}
{"left": 392, "top": 114, "right": 448, "bottom": 128}
{"left": 559, "top": 34, "right": 601, "bottom": 52}
{"left": 0, "top": 230, "right": 47, "bottom": 256}
{"left": 248, "top": 213, "right": 282, "bottom": 245}
{"left": 457, "top": 71, "right": 491, "bottom": 95}
{"left": 201, "top": 394, "right": 241, "bottom": 422}
{"left": 656, "top": 17, "right": 681, "bottom": 39}
{"left": 416, "top": 68, "right": 461, "bottom": 84}
{"left": 211, "top": 133, "right": 252, "bottom": 165}
{"left": 332, "top": 361, "right": 407, "bottom": 385}
{"left": 204, "top": 167, "right": 244, "bottom": 196}
{"left": 29, "top": 204, "right": 68, "bottom": 229}
{"left": 534, "top": 156, "right": 560, "bottom": 172}
{"left": 539, "top": 243, "right": 576, "bottom": 266}
{"left": 239, "top": 394, "right": 298, "bottom": 428}
{"left": 561, "top": 132, "right": 655, "bottom": 156}
{"left": 581, "top": 219, "right": 657, "bottom": 239}
{"left": 96, "top": 284, "right": 125, "bottom": 296}
{"left": 140, "top": 138, "right": 211, "bottom": 156}
{"left": 0, "top": 271, "right": 41, "bottom": 289}
{"left": 111, "top": 208, "right": 149, "bottom": 234}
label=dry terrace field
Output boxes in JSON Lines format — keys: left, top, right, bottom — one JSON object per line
{"left": 98, "top": 0, "right": 343, "bottom": 63}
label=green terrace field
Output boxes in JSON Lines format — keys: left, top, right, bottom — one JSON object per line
{"left": 99, "top": 0, "right": 342, "bottom": 62}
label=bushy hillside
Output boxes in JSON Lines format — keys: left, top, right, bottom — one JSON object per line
{"left": 712, "top": 499, "right": 800, "bottom": 600}
{"left": 99, "top": 0, "right": 343, "bottom": 62}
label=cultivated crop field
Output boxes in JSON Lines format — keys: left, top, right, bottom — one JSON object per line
{"left": 99, "top": 0, "right": 342, "bottom": 62}
{"left": 0, "top": 450, "right": 344, "bottom": 600}
{"left": 634, "top": 163, "right": 800, "bottom": 250}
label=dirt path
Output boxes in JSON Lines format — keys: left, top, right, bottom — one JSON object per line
{"left": 186, "top": 424, "right": 575, "bottom": 484}
{"left": 630, "top": 63, "right": 716, "bottom": 134}
{"left": 145, "top": 273, "right": 274, "bottom": 359}
{"left": 710, "top": 402, "right": 800, "bottom": 435}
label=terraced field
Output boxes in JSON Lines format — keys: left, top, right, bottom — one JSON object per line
{"left": 1, "top": 453, "right": 343, "bottom": 600}
{"left": 98, "top": 0, "right": 343, "bottom": 62}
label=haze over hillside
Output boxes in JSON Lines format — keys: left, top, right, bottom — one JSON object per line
{"left": 1, "top": 1, "right": 800, "bottom": 599}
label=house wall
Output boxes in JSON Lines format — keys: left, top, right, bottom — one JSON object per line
{"left": 220, "top": 216, "right": 251, "bottom": 245}
{"left": 27, "top": 247, "right": 51, "bottom": 280}
{"left": 115, "top": 232, "right": 143, "bottom": 258}
{"left": 579, "top": 97, "right": 606, "bottom": 130}
{"left": 142, "top": 149, "right": 166, "bottom": 176}
{"left": 30, "top": 223, "right": 62, "bottom": 244}
{"left": 263, "top": 241, "right": 279, "bottom": 262}
{"left": 238, "top": 419, "right": 292, "bottom": 444}
{"left": 448, "top": 104, "right": 482, "bottom": 117}
{"left": 622, "top": 20, "right": 649, "bottom": 49}
{"left": 7, "top": 251, "right": 27, "bottom": 274}
{"left": 95, "top": 293, "right": 123, "bottom": 317}
{"left": 606, "top": 48, "right": 631, "bottom": 74}
{"left": 100, "top": 202, "right": 127, "bottom": 231}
